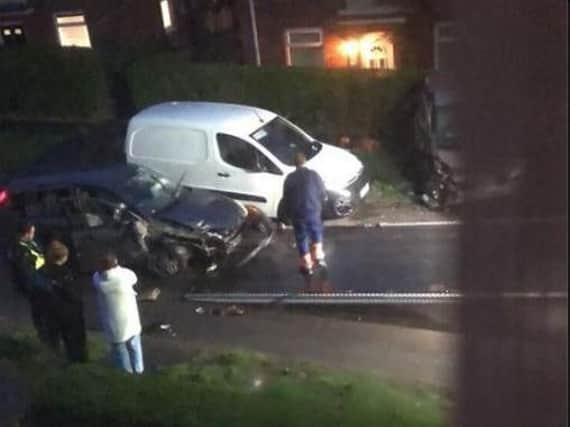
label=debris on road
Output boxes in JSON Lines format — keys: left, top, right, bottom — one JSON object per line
{"left": 209, "top": 305, "right": 246, "bottom": 317}
{"left": 142, "top": 322, "right": 176, "bottom": 337}
{"left": 191, "top": 304, "right": 247, "bottom": 317}
{"left": 210, "top": 307, "right": 223, "bottom": 316}
{"left": 138, "top": 287, "right": 161, "bottom": 302}
{"left": 206, "top": 263, "right": 218, "bottom": 274}
{"left": 363, "top": 222, "right": 383, "bottom": 229}
{"left": 428, "top": 283, "right": 447, "bottom": 293}
{"left": 223, "top": 304, "right": 246, "bottom": 316}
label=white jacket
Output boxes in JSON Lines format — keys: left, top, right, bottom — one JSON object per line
{"left": 92, "top": 266, "right": 142, "bottom": 343}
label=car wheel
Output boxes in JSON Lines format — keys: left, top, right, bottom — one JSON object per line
{"left": 148, "top": 250, "right": 184, "bottom": 278}
{"left": 421, "top": 176, "right": 448, "bottom": 211}
{"left": 331, "top": 196, "right": 354, "bottom": 218}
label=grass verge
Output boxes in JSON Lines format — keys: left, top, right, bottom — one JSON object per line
{"left": 1, "top": 332, "right": 447, "bottom": 427}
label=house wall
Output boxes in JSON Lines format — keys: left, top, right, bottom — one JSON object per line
{"left": 84, "top": 0, "right": 166, "bottom": 47}
{"left": 0, "top": 8, "right": 58, "bottom": 45}
{"left": 1, "top": 0, "right": 170, "bottom": 48}
{"left": 235, "top": 0, "right": 343, "bottom": 66}
{"left": 235, "top": 0, "right": 443, "bottom": 70}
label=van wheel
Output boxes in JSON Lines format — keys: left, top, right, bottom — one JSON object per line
{"left": 331, "top": 196, "right": 354, "bottom": 218}
{"left": 148, "top": 250, "right": 184, "bottom": 278}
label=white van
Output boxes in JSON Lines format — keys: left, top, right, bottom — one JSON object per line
{"left": 125, "top": 102, "right": 369, "bottom": 219}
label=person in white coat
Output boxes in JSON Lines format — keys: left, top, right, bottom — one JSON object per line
{"left": 92, "top": 252, "right": 144, "bottom": 374}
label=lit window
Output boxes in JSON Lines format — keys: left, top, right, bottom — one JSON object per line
{"left": 160, "top": 0, "right": 173, "bottom": 30}
{"left": 1, "top": 25, "right": 26, "bottom": 46}
{"left": 338, "top": 32, "right": 395, "bottom": 70}
{"left": 434, "top": 22, "right": 456, "bottom": 71}
{"left": 55, "top": 13, "right": 92, "bottom": 48}
{"left": 285, "top": 28, "right": 324, "bottom": 67}
{"left": 359, "top": 33, "right": 394, "bottom": 70}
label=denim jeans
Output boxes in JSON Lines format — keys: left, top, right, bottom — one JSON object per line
{"left": 111, "top": 334, "right": 144, "bottom": 374}
{"left": 293, "top": 216, "right": 324, "bottom": 256}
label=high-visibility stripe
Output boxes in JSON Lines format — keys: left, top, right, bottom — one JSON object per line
{"left": 19, "top": 241, "right": 45, "bottom": 270}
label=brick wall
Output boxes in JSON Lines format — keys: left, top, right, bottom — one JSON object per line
{"left": 235, "top": 0, "right": 343, "bottom": 66}
{"left": 236, "top": 0, "right": 441, "bottom": 70}
{"left": 1, "top": 0, "right": 169, "bottom": 49}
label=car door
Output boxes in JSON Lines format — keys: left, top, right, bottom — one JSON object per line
{"left": 68, "top": 187, "right": 126, "bottom": 273}
{"left": 214, "top": 133, "right": 284, "bottom": 216}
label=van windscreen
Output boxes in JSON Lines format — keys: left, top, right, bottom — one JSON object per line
{"left": 251, "top": 117, "right": 321, "bottom": 166}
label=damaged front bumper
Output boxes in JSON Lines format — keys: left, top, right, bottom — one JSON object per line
{"left": 223, "top": 209, "right": 274, "bottom": 268}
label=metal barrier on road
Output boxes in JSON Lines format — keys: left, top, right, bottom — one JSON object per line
{"left": 185, "top": 291, "right": 568, "bottom": 305}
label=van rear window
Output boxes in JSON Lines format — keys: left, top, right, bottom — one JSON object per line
{"left": 130, "top": 127, "right": 208, "bottom": 163}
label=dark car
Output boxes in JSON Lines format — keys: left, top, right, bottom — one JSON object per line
{"left": 0, "top": 164, "right": 273, "bottom": 277}
{"left": 404, "top": 72, "right": 524, "bottom": 210}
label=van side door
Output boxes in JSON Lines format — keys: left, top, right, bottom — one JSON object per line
{"left": 214, "top": 133, "right": 283, "bottom": 216}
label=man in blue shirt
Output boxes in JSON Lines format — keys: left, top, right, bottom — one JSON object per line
{"left": 281, "top": 152, "right": 327, "bottom": 277}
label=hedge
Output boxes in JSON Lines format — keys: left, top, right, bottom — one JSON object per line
{"left": 0, "top": 47, "right": 422, "bottom": 141}
{"left": 127, "top": 53, "right": 423, "bottom": 142}
{"left": 0, "top": 47, "right": 113, "bottom": 121}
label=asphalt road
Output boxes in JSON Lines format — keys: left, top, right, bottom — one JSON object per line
{"left": 0, "top": 204, "right": 459, "bottom": 294}
{"left": 168, "top": 225, "right": 460, "bottom": 294}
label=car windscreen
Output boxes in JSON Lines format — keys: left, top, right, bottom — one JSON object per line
{"left": 250, "top": 117, "right": 321, "bottom": 166}
{"left": 118, "top": 169, "right": 173, "bottom": 213}
{"left": 435, "top": 106, "right": 459, "bottom": 149}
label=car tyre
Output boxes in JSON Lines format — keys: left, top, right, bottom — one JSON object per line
{"left": 148, "top": 249, "right": 185, "bottom": 278}
{"left": 330, "top": 196, "right": 354, "bottom": 218}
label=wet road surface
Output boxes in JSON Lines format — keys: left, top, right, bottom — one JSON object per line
{"left": 176, "top": 225, "right": 460, "bottom": 294}
{"left": 0, "top": 205, "right": 459, "bottom": 294}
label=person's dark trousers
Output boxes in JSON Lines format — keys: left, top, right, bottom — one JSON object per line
{"left": 59, "top": 304, "right": 88, "bottom": 363}
{"left": 28, "top": 290, "right": 60, "bottom": 352}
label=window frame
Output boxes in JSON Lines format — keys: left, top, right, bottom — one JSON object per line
{"left": 433, "top": 21, "right": 456, "bottom": 71}
{"left": 159, "top": 0, "right": 174, "bottom": 32}
{"left": 216, "top": 133, "right": 282, "bottom": 174}
{"left": 0, "top": 23, "right": 26, "bottom": 46}
{"left": 54, "top": 11, "right": 92, "bottom": 48}
{"left": 284, "top": 27, "right": 324, "bottom": 67}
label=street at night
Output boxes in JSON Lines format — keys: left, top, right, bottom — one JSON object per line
{"left": 0, "top": 0, "right": 566, "bottom": 425}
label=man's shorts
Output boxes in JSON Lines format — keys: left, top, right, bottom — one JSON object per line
{"left": 292, "top": 217, "right": 324, "bottom": 256}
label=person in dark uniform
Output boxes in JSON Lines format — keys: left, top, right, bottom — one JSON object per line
{"left": 40, "top": 240, "right": 88, "bottom": 363}
{"left": 280, "top": 152, "right": 328, "bottom": 278}
{"left": 9, "top": 221, "right": 54, "bottom": 347}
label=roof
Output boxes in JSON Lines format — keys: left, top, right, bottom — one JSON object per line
{"left": 8, "top": 163, "right": 139, "bottom": 194}
{"left": 128, "top": 102, "right": 277, "bottom": 135}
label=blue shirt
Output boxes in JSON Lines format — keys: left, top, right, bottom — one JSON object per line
{"left": 282, "top": 166, "right": 327, "bottom": 221}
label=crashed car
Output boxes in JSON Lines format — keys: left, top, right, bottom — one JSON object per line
{"left": 407, "top": 72, "right": 524, "bottom": 210}
{"left": 0, "top": 164, "right": 273, "bottom": 277}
